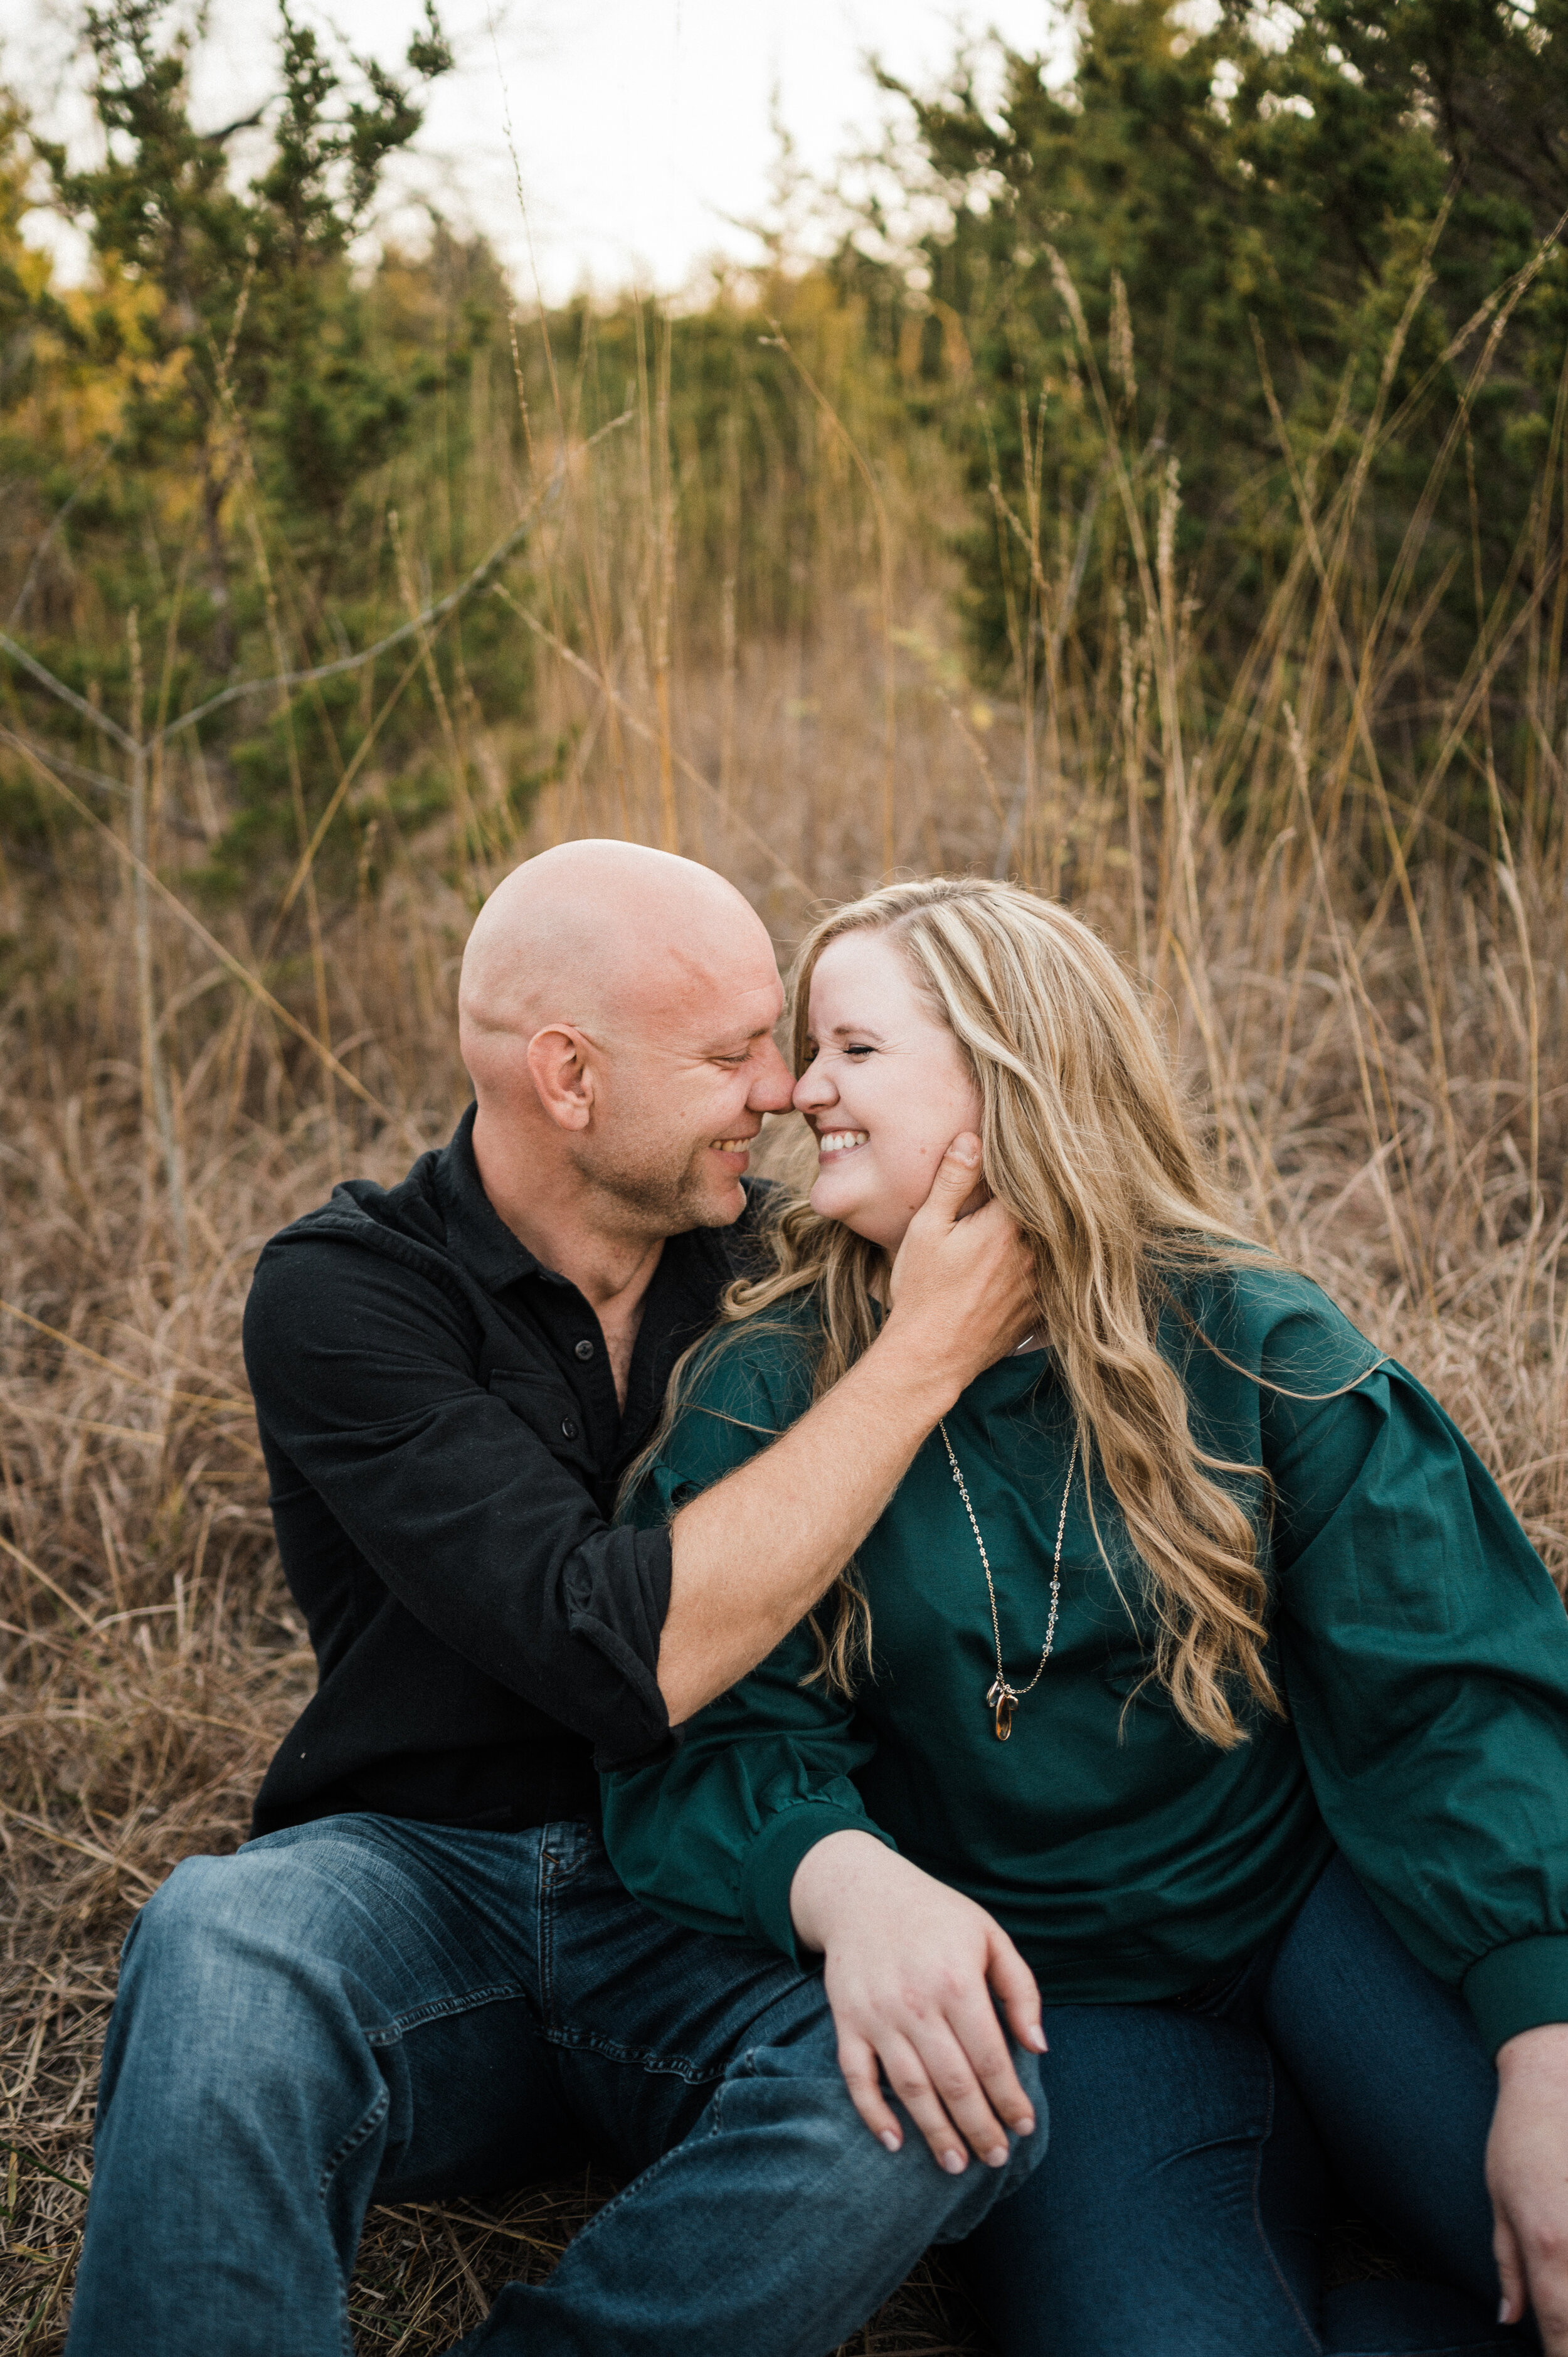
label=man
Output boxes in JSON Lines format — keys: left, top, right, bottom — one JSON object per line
{"left": 66, "top": 842, "right": 1046, "bottom": 2357}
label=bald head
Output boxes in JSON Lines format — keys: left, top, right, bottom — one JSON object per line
{"left": 460, "top": 840, "right": 791, "bottom": 1247}
{"left": 459, "top": 841, "right": 772, "bottom": 1080}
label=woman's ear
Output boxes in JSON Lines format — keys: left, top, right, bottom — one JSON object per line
{"left": 526, "top": 1025, "right": 595, "bottom": 1131}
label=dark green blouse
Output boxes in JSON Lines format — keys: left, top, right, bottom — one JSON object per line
{"left": 603, "top": 1262, "right": 1568, "bottom": 2055}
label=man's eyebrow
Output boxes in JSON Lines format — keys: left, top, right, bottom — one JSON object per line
{"left": 700, "top": 1023, "right": 778, "bottom": 1054}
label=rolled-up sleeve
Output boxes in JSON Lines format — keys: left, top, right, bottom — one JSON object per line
{"left": 605, "top": 1324, "right": 893, "bottom": 1955}
{"left": 245, "top": 1232, "right": 672, "bottom": 1762}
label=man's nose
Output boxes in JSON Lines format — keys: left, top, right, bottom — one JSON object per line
{"left": 748, "top": 1036, "right": 797, "bottom": 1112}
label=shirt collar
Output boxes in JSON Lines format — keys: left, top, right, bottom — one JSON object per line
{"left": 428, "top": 1102, "right": 749, "bottom": 1310}
{"left": 430, "top": 1104, "right": 554, "bottom": 1294}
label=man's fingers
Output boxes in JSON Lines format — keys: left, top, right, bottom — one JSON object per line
{"left": 1494, "top": 2210, "right": 1526, "bottom": 2328}
{"left": 911, "top": 1132, "right": 984, "bottom": 1226}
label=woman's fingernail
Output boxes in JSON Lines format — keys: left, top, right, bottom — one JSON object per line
{"left": 1015, "top": 2113, "right": 1036, "bottom": 2136}
{"left": 880, "top": 2130, "right": 901, "bottom": 2152}
{"left": 1498, "top": 2299, "right": 1510, "bottom": 2325}
{"left": 985, "top": 2144, "right": 1009, "bottom": 2168}
{"left": 943, "top": 2149, "right": 967, "bottom": 2174}
{"left": 1027, "top": 2026, "right": 1047, "bottom": 2051}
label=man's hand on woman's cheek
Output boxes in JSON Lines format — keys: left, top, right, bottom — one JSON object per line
{"left": 883, "top": 1134, "right": 1037, "bottom": 1380}
{"left": 788, "top": 1829, "right": 1044, "bottom": 2173}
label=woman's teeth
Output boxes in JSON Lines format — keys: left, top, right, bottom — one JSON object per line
{"left": 711, "top": 1138, "right": 751, "bottom": 1152}
{"left": 817, "top": 1131, "right": 869, "bottom": 1156}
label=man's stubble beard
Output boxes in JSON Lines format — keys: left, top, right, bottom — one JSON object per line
{"left": 572, "top": 1131, "right": 738, "bottom": 1238}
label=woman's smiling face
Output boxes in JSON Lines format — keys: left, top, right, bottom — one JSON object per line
{"left": 793, "top": 927, "right": 984, "bottom": 1252}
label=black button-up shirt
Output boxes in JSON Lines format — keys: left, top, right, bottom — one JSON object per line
{"left": 242, "top": 1106, "right": 770, "bottom": 1837}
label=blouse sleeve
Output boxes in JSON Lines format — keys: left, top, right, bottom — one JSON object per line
{"left": 606, "top": 1321, "right": 894, "bottom": 1961}
{"left": 1261, "top": 1331, "right": 1568, "bottom": 2055}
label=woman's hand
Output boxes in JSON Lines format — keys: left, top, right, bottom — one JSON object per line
{"left": 1488, "top": 2020, "right": 1568, "bottom": 2348}
{"left": 789, "top": 1829, "right": 1044, "bottom": 2173}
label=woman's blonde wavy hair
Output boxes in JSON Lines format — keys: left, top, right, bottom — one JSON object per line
{"left": 666, "top": 876, "right": 1287, "bottom": 1748}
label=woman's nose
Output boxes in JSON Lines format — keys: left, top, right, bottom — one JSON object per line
{"left": 792, "top": 1056, "right": 835, "bottom": 1112}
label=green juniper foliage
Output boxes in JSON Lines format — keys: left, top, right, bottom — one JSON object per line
{"left": 835, "top": 0, "right": 1568, "bottom": 839}
{"left": 3, "top": 0, "right": 1567, "bottom": 918}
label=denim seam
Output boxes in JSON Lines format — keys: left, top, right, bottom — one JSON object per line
{"left": 363, "top": 1979, "right": 527, "bottom": 2047}
{"left": 319, "top": 2088, "right": 388, "bottom": 2357}
{"left": 539, "top": 2023, "right": 725, "bottom": 2085}
{"left": 1251, "top": 2045, "right": 1322, "bottom": 2354}
{"left": 538, "top": 1837, "right": 562, "bottom": 2022}
{"left": 522, "top": 2104, "right": 721, "bottom": 2259}
{"left": 318, "top": 2083, "right": 389, "bottom": 2200}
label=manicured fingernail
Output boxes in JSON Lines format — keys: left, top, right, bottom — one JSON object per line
{"left": 985, "top": 2144, "right": 1009, "bottom": 2168}
{"left": 880, "top": 2130, "right": 901, "bottom": 2152}
{"left": 943, "top": 2149, "right": 967, "bottom": 2174}
{"left": 1015, "top": 2113, "right": 1036, "bottom": 2137}
{"left": 1498, "top": 2300, "right": 1509, "bottom": 2326}
{"left": 1027, "top": 2026, "right": 1047, "bottom": 2051}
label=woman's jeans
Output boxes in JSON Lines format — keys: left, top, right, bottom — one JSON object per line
{"left": 64, "top": 1813, "right": 1044, "bottom": 2357}
{"left": 963, "top": 1852, "right": 1531, "bottom": 2357}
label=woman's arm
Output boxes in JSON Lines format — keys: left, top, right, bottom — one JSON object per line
{"left": 1265, "top": 1341, "right": 1568, "bottom": 2349}
{"left": 1268, "top": 1355, "right": 1568, "bottom": 2041}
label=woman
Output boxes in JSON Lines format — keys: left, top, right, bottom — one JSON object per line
{"left": 601, "top": 877, "right": 1568, "bottom": 2357}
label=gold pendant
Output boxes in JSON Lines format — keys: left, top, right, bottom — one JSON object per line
{"left": 987, "top": 1678, "right": 1019, "bottom": 1741}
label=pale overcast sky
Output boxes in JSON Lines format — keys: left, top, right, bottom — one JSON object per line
{"left": 9, "top": 1, "right": 1071, "bottom": 301}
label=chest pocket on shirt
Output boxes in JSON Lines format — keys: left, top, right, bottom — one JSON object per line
{"left": 487, "top": 1368, "right": 599, "bottom": 1481}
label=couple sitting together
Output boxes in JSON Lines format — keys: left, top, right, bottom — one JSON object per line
{"left": 66, "top": 845, "right": 1568, "bottom": 2357}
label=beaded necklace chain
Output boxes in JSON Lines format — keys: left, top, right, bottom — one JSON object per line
{"left": 938, "top": 1422, "right": 1079, "bottom": 1741}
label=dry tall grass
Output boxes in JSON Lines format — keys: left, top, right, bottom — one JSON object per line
{"left": 2, "top": 267, "right": 1565, "bottom": 2351}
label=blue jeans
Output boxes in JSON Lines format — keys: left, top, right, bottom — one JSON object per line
{"left": 63, "top": 1814, "right": 1042, "bottom": 2357}
{"left": 962, "top": 1854, "right": 1532, "bottom": 2357}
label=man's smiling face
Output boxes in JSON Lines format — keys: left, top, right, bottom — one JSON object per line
{"left": 571, "top": 935, "right": 792, "bottom": 1234}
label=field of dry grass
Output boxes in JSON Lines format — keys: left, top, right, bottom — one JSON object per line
{"left": 3, "top": 272, "right": 1566, "bottom": 2349}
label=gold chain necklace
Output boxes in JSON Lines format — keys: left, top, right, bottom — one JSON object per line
{"left": 938, "top": 1421, "right": 1078, "bottom": 1742}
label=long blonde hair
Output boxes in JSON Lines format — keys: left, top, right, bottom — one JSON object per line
{"left": 681, "top": 878, "right": 1286, "bottom": 1747}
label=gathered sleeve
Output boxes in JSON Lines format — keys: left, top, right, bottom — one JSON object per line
{"left": 604, "top": 1324, "right": 894, "bottom": 1961}
{"left": 1261, "top": 1333, "right": 1568, "bottom": 2055}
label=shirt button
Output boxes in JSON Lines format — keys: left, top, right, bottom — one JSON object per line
{"left": 574, "top": 1339, "right": 594, "bottom": 1361}
{"left": 561, "top": 1417, "right": 578, "bottom": 1440}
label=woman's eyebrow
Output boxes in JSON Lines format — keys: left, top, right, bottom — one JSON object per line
{"left": 827, "top": 1019, "right": 887, "bottom": 1042}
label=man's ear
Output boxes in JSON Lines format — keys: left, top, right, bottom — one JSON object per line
{"left": 526, "top": 1026, "right": 595, "bottom": 1131}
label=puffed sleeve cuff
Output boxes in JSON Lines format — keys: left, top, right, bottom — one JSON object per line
{"left": 741, "top": 1801, "right": 898, "bottom": 1964}
{"left": 1463, "top": 1937, "right": 1568, "bottom": 2057}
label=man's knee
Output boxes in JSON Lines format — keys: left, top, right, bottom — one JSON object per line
{"left": 117, "top": 1849, "right": 310, "bottom": 2018}
{"left": 721, "top": 2006, "right": 1047, "bottom": 2238}
{"left": 103, "top": 1843, "right": 374, "bottom": 2119}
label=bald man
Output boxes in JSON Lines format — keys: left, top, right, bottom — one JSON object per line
{"left": 67, "top": 845, "right": 1044, "bottom": 2357}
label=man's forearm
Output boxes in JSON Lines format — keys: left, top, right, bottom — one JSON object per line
{"left": 657, "top": 1321, "right": 958, "bottom": 1721}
